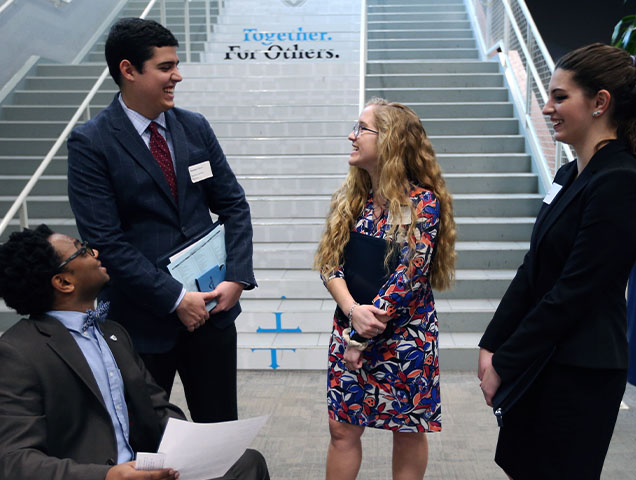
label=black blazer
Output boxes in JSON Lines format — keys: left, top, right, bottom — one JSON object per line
{"left": 67, "top": 96, "right": 256, "bottom": 353}
{"left": 0, "top": 316, "right": 185, "bottom": 480}
{"left": 480, "top": 141, "right": 636, "bottom": 383}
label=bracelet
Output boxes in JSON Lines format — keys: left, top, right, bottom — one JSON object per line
{"left": 347, "top": 302, "right": 359, "bottom": 326}
{"left": 343, "top": 327, "right": 369, "bottom": 351}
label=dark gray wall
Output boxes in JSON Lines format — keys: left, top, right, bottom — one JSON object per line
{"left": 528, "top": 0, "right": 636, "bottom": 61}
{"left": 0, "top": 0, "right": 122, "bottom": 88}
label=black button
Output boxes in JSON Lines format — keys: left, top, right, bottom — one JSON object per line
{"left": 106, "top": 458, "right": 115, "bottom": 465}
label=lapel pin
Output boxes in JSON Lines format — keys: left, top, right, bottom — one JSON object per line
{"left": 110, "top": 335, "right": 118, "bottom": 341}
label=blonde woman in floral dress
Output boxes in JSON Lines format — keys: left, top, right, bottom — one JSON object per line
{"left": 315, "top": 98, "right": 456, "bottom": 479}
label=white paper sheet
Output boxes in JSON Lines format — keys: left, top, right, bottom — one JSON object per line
{"left": 146, "top": 416, "right": 268, "bottom": 480}
{"left": 167, "top": 225, "right": 226, "bottom": 309}
{"left": 167, "top": 226, "right": 226, "bottom": 289}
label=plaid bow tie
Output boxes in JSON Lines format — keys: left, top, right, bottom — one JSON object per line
{"left": 82, "top": 301, "right": 110, "bottom": 333}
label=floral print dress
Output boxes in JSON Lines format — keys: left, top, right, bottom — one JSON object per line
{"left": 327, "top": 185, "right": 441, "bottom": 432}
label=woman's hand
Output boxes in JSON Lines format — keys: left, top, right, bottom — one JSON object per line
{"left": 343, "top": 345, "right": 364, "bottom": 370}
{"left": 480, "top": 365, "right": 502, "bottom": 407}
{"left": 350, "top": 304, "right": 388, "bottom": 338}
{"left": 477, "top": 348, "right": 494, "bottom": 380}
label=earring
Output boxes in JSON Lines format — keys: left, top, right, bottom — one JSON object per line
{"left": 592, "top": 110, "right": 602, "bottom": 117}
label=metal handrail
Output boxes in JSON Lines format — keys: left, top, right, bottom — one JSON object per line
{"left": 358, "top": 0, "right": 367, "bottom": 110}
{"left": 466, "top": 0, "right": 575, "bottom": 190}
{"left": 0, "top": 0, "right": 16, "bottom": 15}
{"left": 0, "top": 0, "right": 215, "bottom": 236}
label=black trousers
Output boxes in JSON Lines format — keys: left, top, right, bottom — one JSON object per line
{"left": 495, "top": 363, "right": 627, "bottom": 480}
{"left": 215, "top": 449, "right": 270, "bottom": 480}
{"left": 140, "top": 321, "right": 238, "bottom": 423}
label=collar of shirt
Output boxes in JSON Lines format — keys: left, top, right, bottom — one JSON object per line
{"left": 47, "top": 310, "right": 90, "bottom": 334}
{"left": 117, "top": 93, "right": 167, "bottom": 136}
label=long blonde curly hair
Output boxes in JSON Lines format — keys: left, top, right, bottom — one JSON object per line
{"left": 314, "top": 98, "right": 456, "bottom": 291}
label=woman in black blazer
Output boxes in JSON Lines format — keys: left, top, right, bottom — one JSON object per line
{"left": 478, "top": 43, "right": 636, "bottom": 479}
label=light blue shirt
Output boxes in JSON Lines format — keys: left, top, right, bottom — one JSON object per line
{"left": 117, "top": 94, "right": 186, "bottom": 310}
{"left": 47, "top": 310, "right": 134, "bottom": 464}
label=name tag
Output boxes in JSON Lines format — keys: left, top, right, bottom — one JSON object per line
{"left": 188, "top": 161, "right": 213, "bottom": 183}
{"left": 543, "top": 182, "right": 562, "bottom": 205}
{"left": 387, "top": 206, "right": 412, "bottom": 225}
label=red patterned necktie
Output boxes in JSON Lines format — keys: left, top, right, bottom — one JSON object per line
{"left": 148, "top": 122, "right": 178, "bottom": 201}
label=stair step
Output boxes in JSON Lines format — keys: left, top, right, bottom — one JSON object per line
{"left": 367, "top": 13, "right": 468, "bottom": 21}
{"left": 36, "top": 64, "right": 107, "bottom": 76}
{"left": 366, "top": 73, "right": 502, "bottom": 88}
{"left": 237, "top": 297, "right": 497, "bottom": 333}
{"left": 212, "top": 135, "right": 527, "bottom": 156}
{"left": 0, "top": 194, "right": 542, "bottom": 220}
{"left": 368, "top": 0, "right": 465, "bottom": 6}
{"left": 0, "top": 156, "right": 67, "bottom": 175}
{"left": 224, "top": 153, "right": 531, "bottom": 175}
{"left": 183, "top": 76, "right": 358, "bottom": 91}
{"left": 368, "top": 29, "right": 474, "bottom": 40}
{"left": 368, "top": 4, "right": 466, "bottom": 13}
{"left": 195, "top": 118, "right": 519, "bottom": 137}
{"left": 230, "top": 173, "right": 536, "bottom": 195}
{"left": 10, "top": 90, "right": 117, "bottom": 106}
{"left": 243, "top": 194, "right": 542, "bottom": 218}
{"left": 368, "top": 39, "right": 476, "bottom": 50}
{"left": 366, "top": 61, "right": 499, "bottom": 74}
{"left": 249, "top": 216, "right": 535, "bottom": 243}
{"left": 177, "top": 90, "right": 358, "bottom": 105}
{"left": 242, "top": 269, "right": 516, "bottom": 300}
{"left": 366, "top": 87, "right": 508, "bottom": 102}
{"left": 367, "top": 20, "right": 471, "bottom": 30}
{"left": 251, "top": 241, "right": 527, "bottom": 270}
{"left": 368, "top": 49, "right": 479, "bottom": 60}
{"left": 23, "top": 76, "right": 118, "bottom": 91}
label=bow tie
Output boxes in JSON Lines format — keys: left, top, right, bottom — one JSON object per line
{"left": 82, "top": 301, "right": 110, "bottom": 333}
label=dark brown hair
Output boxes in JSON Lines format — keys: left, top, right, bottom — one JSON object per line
{"left": 556, "top": 43, "right": 636, "bottom": 155}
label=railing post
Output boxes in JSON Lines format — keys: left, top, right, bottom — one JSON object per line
{"left": 184, "top": 0, "right": 191, "bottom": 62}
{"left": 19, "top": 202, "right": 28, "bottom": 230}
{"left": 160, "top": 0, "right": 166, "bottom": 25}
{"left": 205, "top": 0, "right": 211, "bottom": 41}
{"left": 524, "top": 26, "right": 533, "bottom": 116}
{"left": 502, "top": 7, "right": 510, "bottom": 53}
{"left": 359, "top": 0, "right": 367, "bottom": 111}
{"left": 84, "top": 104, "right": 91, "bottom": 122}
{"left": 485, "top": 1, "right": 492, "bottom": 48}
{"left": 555, "top": 142, "right": 563, "bottom": 174}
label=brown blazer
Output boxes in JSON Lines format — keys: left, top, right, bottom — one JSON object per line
{"left": 0, "top": 315, "right": 185, "bottom": 480}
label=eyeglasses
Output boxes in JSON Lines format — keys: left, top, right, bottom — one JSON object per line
{"left": 58, "top": 241, "right": 96, "bottom": 269}
{"left": 352, "top": 122, "right": 378, "bottom": 139}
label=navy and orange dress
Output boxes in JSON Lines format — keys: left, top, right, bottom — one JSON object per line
{"left": 326, "top": 185, "right": 441, "bottom": 432}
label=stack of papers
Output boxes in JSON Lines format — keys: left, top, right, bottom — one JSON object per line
{"left": 167, "top": 225, "right": 226, "bottom": 309}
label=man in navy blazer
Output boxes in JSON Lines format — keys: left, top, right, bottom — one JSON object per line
{"left": 67, "top": 18, "right": 256, "bottom": 423}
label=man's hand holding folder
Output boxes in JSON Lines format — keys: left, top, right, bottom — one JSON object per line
{"left": 176, "top": 291, "right": 217, "bottom": 332}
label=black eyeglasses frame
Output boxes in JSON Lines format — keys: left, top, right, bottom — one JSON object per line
{"left": 58, "top": 241, "right": 96, "bottom": 270}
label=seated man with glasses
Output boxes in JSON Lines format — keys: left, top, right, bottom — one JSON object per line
{"left": 0, "top": 225, "right": 269, "bottom": 480}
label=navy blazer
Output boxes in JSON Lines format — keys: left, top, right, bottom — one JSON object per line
{"left": 0, "top": 316, "right": 185, "bottom": 480}
{"left": 480, "top": 141, "right": 636, "bottom": 383}
{"left": 67, "top": 96, "right": 255, "bottom": 353}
